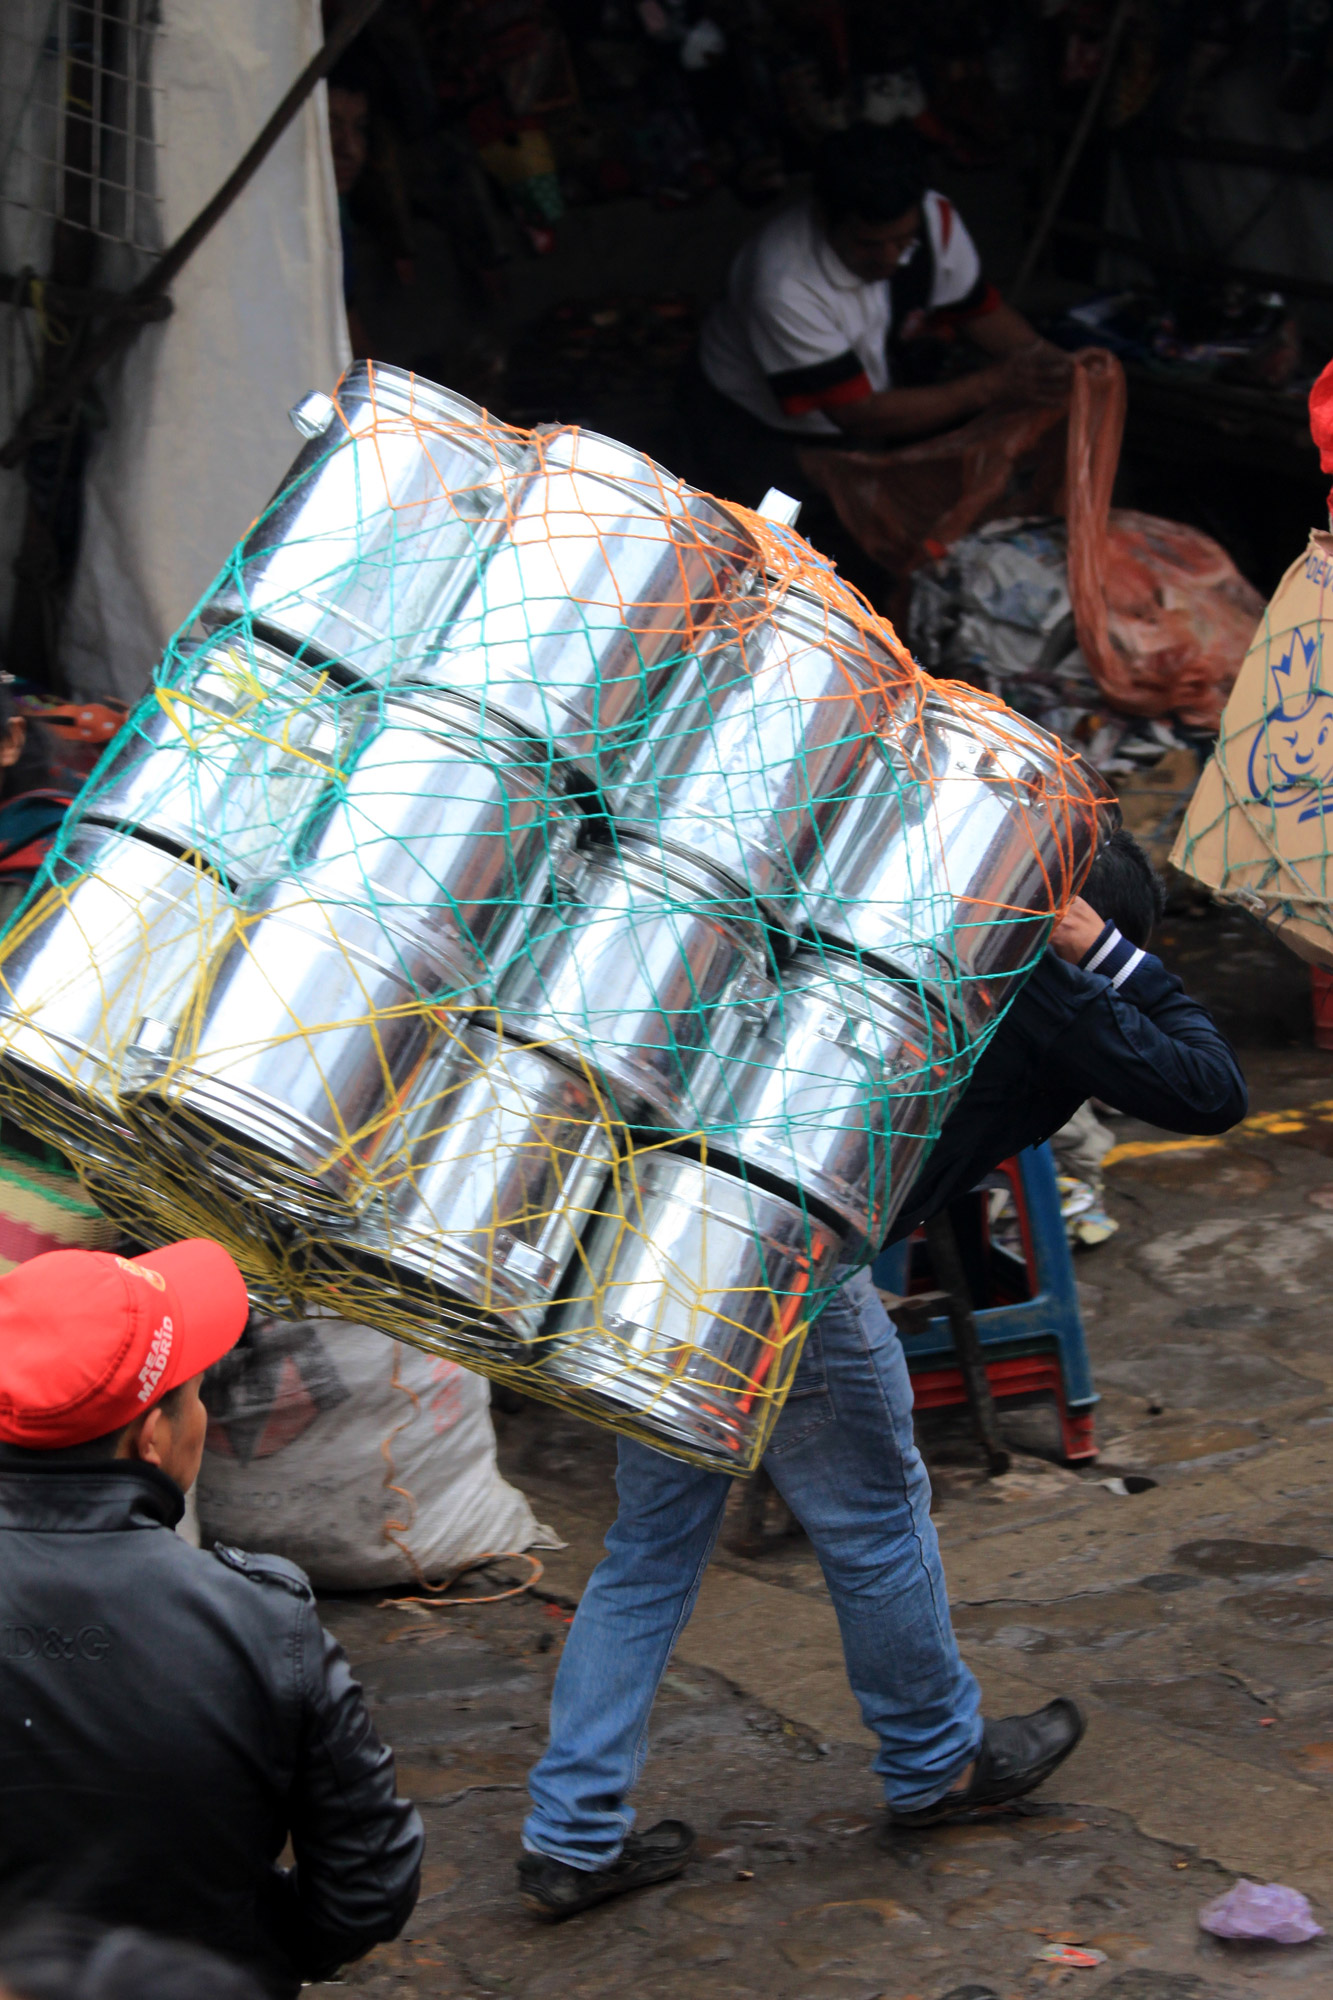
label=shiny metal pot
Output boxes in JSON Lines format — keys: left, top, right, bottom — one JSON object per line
{"left": 410, "top": 428, "right": 756, "bottom": 786}
{"left": 694, "top": 949, "right": 968, "bottom": 1249}
{"left": 800, "top": 692, "right": 1106, "bottom": 1033}
{"left": 136, "top": 885, "right": 457, "bottom": 1225}
{"left": 603, "top": 587, "right": 911, "bottom": 925}
{"left": 496, "top": 837, "right": 775, "bottom": 1126}
{"left": 0, "top": 826, "right": 238, "bottom": 1158}
{"left": 204, "top": 362, "right": 525, "bottom": 682}
{"left": 299, "top": 689, "right": 578, "bottom": 990}
{"left": 76, "top": 636, "right": 361, "bottom": 886}
{"left": 336, "top": 1023, "right": 614, "bottom": 1346}
{"left": 532, "top": 1152, "right": 843, "bottom": 1473}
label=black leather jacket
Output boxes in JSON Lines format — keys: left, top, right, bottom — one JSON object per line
{"left": 0, "top": 1457, "right": 423, "bottom": 1997}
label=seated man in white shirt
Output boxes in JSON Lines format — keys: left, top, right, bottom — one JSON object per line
{"left": 682, "top": 122, "right": 1070, "bottom": 534}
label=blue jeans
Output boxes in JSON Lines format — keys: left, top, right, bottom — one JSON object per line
{"left": 524, "top": 1266, "right": 983, "bottom": 1867}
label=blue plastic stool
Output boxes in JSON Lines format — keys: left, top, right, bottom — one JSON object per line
{"left": 872, "top": 1142, "right": 1098, "bottom": 1458}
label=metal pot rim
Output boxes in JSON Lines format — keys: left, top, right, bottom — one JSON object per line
{"left": 51, "top": 828, "right": 234, "bottom": 907}
{"left": 609, "top": 1149, "right": 839, "bottom": 1252}
{"left": 170, "top": 632, "right": 346, "bottom": 704}
{"left": 335, "top": 362, "right": 527, "bottom": 465}
{"left": 381, "top": 1017, "right": 609, "bottom": 1143}
{"left": 875, "top": 692, "right": 1096, "bottom": 797}
{"left": 759, "top": 586, "right": 897, "bottom": 669}
{"left": 598, "top": 817, "right": 798, "bottom": 926}
{"left": 538, "top": 428, "right": 756, "bottom": 550}
{"left": 365, "top": 688, "right": 572, "bottom": 792}
{"left": 326, "top": 1234, "right": 530, "bottom": 1344}
{"left": 231, "top": 881, "right": 471, "bottom": 996}
{"left": 783, "top": 946, "right": 959, "bottom": 1043}
{"left": 582, "top": 836, "right": 771, "bottom": 951}
{"left": 450, "top": 1018, "right": 605, "bottom": 1110}
{"left": 138, "top": 1073, "right": 359, "bottom": 1199}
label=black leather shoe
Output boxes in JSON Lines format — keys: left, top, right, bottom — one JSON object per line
{"left": 518, "top": 1819, "right": 696, "bottom": 1920}
{"left": 887, "top": 1698, "right": 1085, "bottom": 1828}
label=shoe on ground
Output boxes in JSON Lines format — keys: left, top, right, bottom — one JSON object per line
{"left": 887, "top": 1697, "right": 1085, "bottom": 1829}
{"left": 518, "top": 1819, "right": 696, "bottom": 1920}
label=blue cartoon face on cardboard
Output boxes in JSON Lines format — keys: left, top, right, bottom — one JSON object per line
{"left": 1248, "top": 627, "right": 1333, "bottom": 821}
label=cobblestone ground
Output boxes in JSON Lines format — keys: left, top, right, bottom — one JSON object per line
{"left": 316, "top": 1588, "right": 1289, "bottom": 2000}
{"left": 312, "top": 911, "right": 1333, "bottom": 2000}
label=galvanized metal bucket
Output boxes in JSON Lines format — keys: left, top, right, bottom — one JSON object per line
{"left": 298, "top": 688, "right": 578, "bottom": 990}
{"left": 333, "top": 1021, "right": 614, "bottom": 1347}
{"left": 531, "top": 1151, "right": 842, "bottom": 1472}
{"left": 800, "top": 692, "right": 1106, "bottom": 1032}
{"left": 694, "top": 948, "right": 969, "bottom": 1248}
{"left": 0, "top": 826, "right": 238, "bottom": 1160}
{"left": 76, "top": 635, "right": 361, "bottom": 886}
{"left": 603, "top": 586, "right": 910, "bottom": 925}
{"left": 496, "top": 836, "right": 775, "bottom": 1126}
{"left": 409, "top": 428, "right": 757, "bottom": 787}
{"left": 135, "top": 887, "right": 458, "bottom": 1225}
{"left": 204, "top": 362, "right": 526, "bottom": 681}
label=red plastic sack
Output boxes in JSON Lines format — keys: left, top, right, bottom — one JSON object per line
{"left": 1064, "top": 350, "right": 1264, "bottom": 729}
{"left": 800, "top": 347, "right": 1263, "bottom": 729}
{"left": 798, "top": 399, "right": 1068, "bottom": 575}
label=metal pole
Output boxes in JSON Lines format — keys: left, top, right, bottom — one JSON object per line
{"left": 1009, "top": 0, "right": 1134, "bottom": 312}
{"left": 923, "top": 1211, "right": 1011, "bottom": 1476}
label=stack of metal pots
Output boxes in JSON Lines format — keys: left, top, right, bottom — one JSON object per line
{"left": 0, "top": 361, "right": 1106, "bottom": 1473}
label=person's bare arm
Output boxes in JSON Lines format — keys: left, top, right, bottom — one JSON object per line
{"left": 829, "top": 297, "right": 1071, "bottom": 442}
{"left": 830, "top": 362, "right": 1013, "bottom": 440}
{"left": 964, "top": 300, "right": 1042, "bottom": 357}
{"left": 1049, "top": 896, "right": 1108, "bottom": 963}
{"left": 830, "top": 332, "right": 1069, "bottom": 441}
{"left": 966, "top": 301, "right": 1074, "bottom": 401}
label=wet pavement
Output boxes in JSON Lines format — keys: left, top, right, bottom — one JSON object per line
{"left": 313, "top": 914, "right": 1333, "bottom": 1999}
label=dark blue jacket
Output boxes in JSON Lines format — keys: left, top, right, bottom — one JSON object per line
{"left": 890, "top": 921, "right": 1247, "bottom": 1240}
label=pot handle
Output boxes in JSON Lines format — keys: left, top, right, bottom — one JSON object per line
{"left": 732, "top": 971, "right": 780, "bottom": 1033}
{"left": 289, "top": 390, "right": 337, "bottom": 439}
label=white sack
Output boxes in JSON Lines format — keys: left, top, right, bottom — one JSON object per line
{"left": 196, "top": 1316, "right": 547, "bottom": 1591}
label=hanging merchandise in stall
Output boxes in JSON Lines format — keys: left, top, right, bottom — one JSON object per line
{"left": 0, "top": 362, "right": 1106, "bottom": 1476}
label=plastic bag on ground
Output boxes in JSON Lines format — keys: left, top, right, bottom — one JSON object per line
{"left": 196, "top": 1315, "right": 552, "bottom": 1590}
{"left": 1198, "top": 1878, "right": 1324, "bottom": 1944}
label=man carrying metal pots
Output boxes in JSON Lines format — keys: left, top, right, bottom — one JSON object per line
{"left": 517, "top": 827, "right": 1245, "bottom": 1919}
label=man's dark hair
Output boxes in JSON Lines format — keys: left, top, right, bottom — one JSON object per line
{"left": 813, "top": 123, "right": 929, "bottom": 228}
{"left": 1081, "top": 826, "right": 1166, "bottom": 949}
{"left": 0, "top": 1382, "right": 188, "bottom": 1466}
{"left": 0, "top": 1911, "right": 262, "bottom": 1999}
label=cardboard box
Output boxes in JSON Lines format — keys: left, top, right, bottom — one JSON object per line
{"left": 1173, "top": 529, "right": 1333, "bottom": 970}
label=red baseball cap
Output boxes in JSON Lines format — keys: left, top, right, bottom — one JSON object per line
{"left": 0, "top": 1239, "right": 249, "bottom": 1447}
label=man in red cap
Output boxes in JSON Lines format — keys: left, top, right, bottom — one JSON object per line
{"left": 0, "top": 1239, "right": 423, "bottom": 1998}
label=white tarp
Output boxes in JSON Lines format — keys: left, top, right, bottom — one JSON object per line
{"left": 52, "top": 0, "right": 350, "bottom": 699}
{"left": 196, "top": 1317, "right": 555, "bottom": 1591}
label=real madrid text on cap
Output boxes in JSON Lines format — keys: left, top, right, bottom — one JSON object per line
{"left": 0, "top": 1240, "right": 249, "bottom": 1447}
